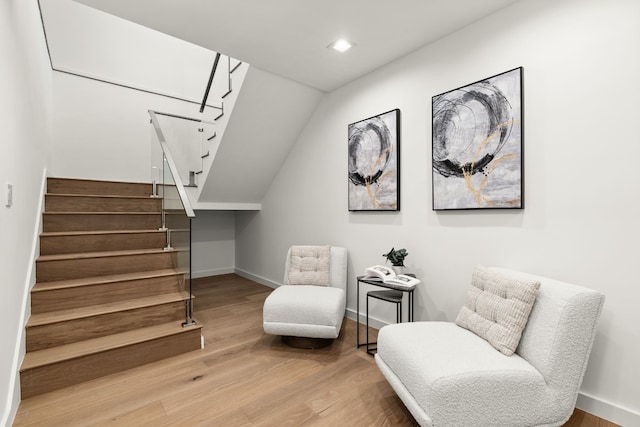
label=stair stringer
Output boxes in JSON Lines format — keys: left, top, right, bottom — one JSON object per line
{"left": 185, "top": 61, "right": 250, "bottom": 209}
{"left": 194, "top": 66, "right": 324, "bottom": 209}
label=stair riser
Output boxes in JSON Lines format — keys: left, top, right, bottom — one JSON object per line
{"left": 43, "top": 213, "right": 161, "bottom": 232}
{"left": 31, "top": 275, "right": 185, "bottom": 314}
{"left": 45, "top": 195, "right": 161, "bottom": 213}
{"left": 166, "top": 229, "right": 190, "bottom": 249}
{"left": 20, "top": 328, "right": 202, "bottom": 399}
{"left": 47, "top": 178, "right": 152, "bottom": 197}
{"left": 27, "top": 301, "right": 187, "bottom": 352}
{"left": 40, "top": 232, "right": 166, "bottom": 255}
{"left": 37, "top": 252, "right": 178, "bottom": 282}
{"left": 165, "top": 211, "right": 191, "bottom": 229}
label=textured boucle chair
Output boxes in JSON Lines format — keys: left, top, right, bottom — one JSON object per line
{"left": 375, "top": 266, "right": 605, "bottom": 427}
{"left": 263, "top": 246, "right": 347, "bottom": 348}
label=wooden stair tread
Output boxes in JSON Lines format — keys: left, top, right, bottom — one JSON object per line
{"left": 43, "top": 212, "right": 161, "bottom": 215}
{"left": 40, "top": 229, "right": 164, "bottom": 237}
{"left": 47, "top": 178, "right": 152, "bottom": 197}
{"left": 27, "top": 291, "right": 192, "bottom": 327}
{"left": 32, "top": 269, "right": 186, "bottom": 292}
{"left": 46, "top": 193, "right": 157, "bottom": 200}
{"left": 21, "top": 320, "right": 203, "bottom": 371}
{"left": 37, "top": 248, "right": 178, "bottom": 262}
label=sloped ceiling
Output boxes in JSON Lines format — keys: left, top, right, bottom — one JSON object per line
{"left": 74, "top": 0, "right": 524, "bottom": 92}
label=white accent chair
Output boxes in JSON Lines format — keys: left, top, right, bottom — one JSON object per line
{"left": 375, "top": 267, "right": 605, "bottom": 427}
{"left": 263, "top": 246, "right": 348, "bottom": 347}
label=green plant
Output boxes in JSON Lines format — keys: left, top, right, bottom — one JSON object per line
{"left": 383, "top": 247, "right": 408, "bottom": 267}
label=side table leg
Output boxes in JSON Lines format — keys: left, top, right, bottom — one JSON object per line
{"left": 366, "top": 293, "right": 369, "bottom": 352}
{"left": 410, "top": 290, "right": 414, "bottom": 322}
{"left": 356, "top": 279, "right": 360, "bottom": 348}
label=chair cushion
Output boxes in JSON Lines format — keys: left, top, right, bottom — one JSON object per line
{"left": 288, "top": 245, "right": 331, "bottom": 286}
{"left": 377, "top": 322, "right": 547, "bottom": 427}
{"left": 455, "top": 265, "right": 540, "bottom": 355}
{"left": 263, "top": 285, "right": 345, "bottom": 339}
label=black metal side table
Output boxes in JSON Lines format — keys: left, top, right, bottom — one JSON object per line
{"left": 366, "top": 289, "right": 403, "bottom": 355}
{"left": 356, "top": 275, "right": 417, "bottom": 354}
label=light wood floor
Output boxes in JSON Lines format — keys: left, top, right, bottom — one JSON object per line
{"left": 14, "top": 274, "right": 619, "bottom": 426}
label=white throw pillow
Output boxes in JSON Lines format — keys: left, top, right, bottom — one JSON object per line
{"left": 456, "top": 265, "right": 540, "bottom": 356}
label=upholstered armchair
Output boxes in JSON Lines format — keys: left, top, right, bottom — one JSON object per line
{"left": 263, "top": 245, "right": 348, "bottom": 348}
{"left": 375, "top": 266, "right": 605, "bottom": 427}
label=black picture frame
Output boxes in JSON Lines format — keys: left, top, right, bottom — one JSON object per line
{"left": 432, "top": 67, "right": 523, "bottom": 210}
{"left": 348, "top": 109, "right": 400, "bottom": 211}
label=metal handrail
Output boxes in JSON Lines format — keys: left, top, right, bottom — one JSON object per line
{"left": 200, "top": 53, "right": 222, "bottom": 113}
{"left": 151, "top": 110, "right": 216, "bottom": 125}
{"left": 148, "top": 110, "right": 196, "bottom": 218}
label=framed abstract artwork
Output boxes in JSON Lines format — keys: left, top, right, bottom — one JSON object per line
{"left": 348, "top": 109, "right": 400, "bottom": 211}
{"left": 432, "top": 67, "right": 523, "bottom": 210}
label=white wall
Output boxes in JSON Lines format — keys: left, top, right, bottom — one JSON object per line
{"left": 191, "top": 211, "right": 235, "bottom": 277}
{"left": 235, "top": 0, "right": 640, "bottom": 423}
{"left": 51, "top": 71, "right": 216, "bottom": 183}
{"left": 0, "top": 0, "right": 52, "bottom": 424}
{"left": 41, "top": 0, "right": 217, "bottom": 103}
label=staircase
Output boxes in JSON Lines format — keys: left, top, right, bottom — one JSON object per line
{"left": 19, "top": 178, "right": 203, "bottom": 399}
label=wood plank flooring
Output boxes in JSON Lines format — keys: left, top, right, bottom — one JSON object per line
{"left": 14, "top": 274, "right": 620, "bottom": 426}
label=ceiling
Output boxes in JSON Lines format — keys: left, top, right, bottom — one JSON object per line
{"left": 75, "top": 0, "right": 523, "bottom": 92}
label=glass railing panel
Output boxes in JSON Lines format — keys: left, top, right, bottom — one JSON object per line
{"left": 161, "top": 155, "right": 194, "bottom": 325}
{"left": 154, "top": 112, "right": 216, "bottom": 188}
{"left": 149, "top": 110, "right": 196, "bottom": 326}
{"left": 156, "top": 113, "right": 200, "bottom": 187}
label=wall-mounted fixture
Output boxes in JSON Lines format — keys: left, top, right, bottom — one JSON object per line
{"left": 5, "top": 183, "right": 13, "bottom": 207}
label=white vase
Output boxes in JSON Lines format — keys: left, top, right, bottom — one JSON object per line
{"left": 392, "top": 265, "right": 404, "bottom": 275}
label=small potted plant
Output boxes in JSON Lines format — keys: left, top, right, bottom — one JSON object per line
{"left": 383, "top": 247, "right": 408, "bottom": 272}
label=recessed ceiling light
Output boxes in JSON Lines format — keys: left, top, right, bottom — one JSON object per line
{"left": 329, "top": 39, "right": 355, "bottom": 53}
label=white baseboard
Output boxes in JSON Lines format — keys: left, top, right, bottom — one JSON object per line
{"left": 234, "top": 268, "right": 281, "bottom": 289}
{"left": 2, "top": 169, "right": 47, "bottom": 427}
{"left": 577, "top": 391, "right": 640, "bottom": 426}
{"left": 345, "top": 307, "right": 387, "bottom": 330}
{"left": 192, "top": 267, "right": 235, "bottom": 279}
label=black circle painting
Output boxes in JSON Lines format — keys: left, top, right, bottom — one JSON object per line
{"left": 348, "top": 109, "right": 400, "bottom": 211}
{"left": 432, "top": 68, "right": 523, "bottom": 210}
